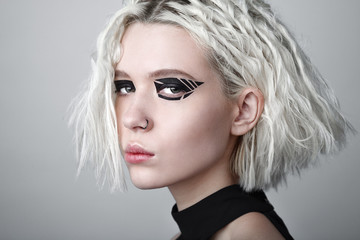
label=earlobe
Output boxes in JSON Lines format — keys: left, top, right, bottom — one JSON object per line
{"left": 231, "top": 87, "right": 264, "bottom": 136}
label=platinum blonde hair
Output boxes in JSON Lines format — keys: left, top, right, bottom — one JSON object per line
{"left": 69, "top": 0, "right": 353, "bottom": 191}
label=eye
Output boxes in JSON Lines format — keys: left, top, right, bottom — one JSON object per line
{"left": 154, "top": 78, "right": 204, "bottom": 101}
{"left": 120, "top": 86, "right": 133, "bottom": 94}
{"left": 160, "top": 85, "right": 185, "bottom": 95}
{"left": 114, "top": 80, "right": 135, "bottom": 95}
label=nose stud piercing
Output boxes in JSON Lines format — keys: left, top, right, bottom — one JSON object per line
{"left": 141, "top": 119, "right": 149, "bottom": 130}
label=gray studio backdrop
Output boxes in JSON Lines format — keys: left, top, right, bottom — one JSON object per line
{"left": 0, "top": 0, "right": 359, "bottom": 239}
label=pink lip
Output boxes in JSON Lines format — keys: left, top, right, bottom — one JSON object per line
{"left": 124, "top": 144, "right": 154, "bottom": 164}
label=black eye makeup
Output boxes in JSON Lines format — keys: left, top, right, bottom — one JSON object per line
{"left": 154, "top": 78, "right": 204, "bottom": 101}
{"left": 114, "top": 80, "right": 136, "bottom": 95}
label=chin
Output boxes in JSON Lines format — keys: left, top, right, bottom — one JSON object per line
{"left": 127, "top": 166, "right": 182, "bottom": 190}
{"left": 131, "top": 180, "right": 166, "bottom": 190}
{"left": 129, "top": 172, "right": 168, "bottom": 190}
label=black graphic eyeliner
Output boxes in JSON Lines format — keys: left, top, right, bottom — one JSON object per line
{"left": 114, "top": 80, "right": 135, "bottom": 94}
{"left": 154, "top": 78, "right": 204, "bottom": 101}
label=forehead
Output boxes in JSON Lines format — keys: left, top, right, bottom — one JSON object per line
{"left": 116, "top": 23, "right": 214, "bottom": 81}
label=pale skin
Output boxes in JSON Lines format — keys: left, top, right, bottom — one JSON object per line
{"left": 115, "top": 23, "right": 284, "bottom": 239}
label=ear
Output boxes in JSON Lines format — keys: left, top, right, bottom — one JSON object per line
{"left": 231, "top": 87, "right": 264, "bottom": 136}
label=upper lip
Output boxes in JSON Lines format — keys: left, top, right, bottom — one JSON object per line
{"left": 125, "top": 144, "right": 154, "bottom": 155}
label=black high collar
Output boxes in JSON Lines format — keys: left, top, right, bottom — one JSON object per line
{"left": 171, "top": 185, "right": 273, "bottom": 240}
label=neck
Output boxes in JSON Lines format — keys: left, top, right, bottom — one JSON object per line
{"left": 168, "top": 158, "right": 238, "bottom": 211}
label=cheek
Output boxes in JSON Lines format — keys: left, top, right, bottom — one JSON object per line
{"left": 157, "top": 98, "right": 233, "bottom": 164}
{"left": 115, "top": 98, "right": 126, "bottom": 149}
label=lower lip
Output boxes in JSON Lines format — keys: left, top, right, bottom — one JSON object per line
{"left": 125, "top": 153, "right": 154, "bottom": 164}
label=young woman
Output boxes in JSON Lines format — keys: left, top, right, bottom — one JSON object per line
{"left": 69, "top": 0, "right": 353, "bottom": 239}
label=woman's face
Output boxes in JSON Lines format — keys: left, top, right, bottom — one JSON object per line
{"left": 115, "top": 23, "right": 237, "bottom": 189}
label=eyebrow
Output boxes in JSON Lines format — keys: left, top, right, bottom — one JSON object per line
{"left": 148, "top": 69, "right": 196, "bottom": 80}
{"left": 114, "top": 69, "right": 196, "bottom": 80}
{"left": 114, "top": 70, "right": 130, "bottom": 79}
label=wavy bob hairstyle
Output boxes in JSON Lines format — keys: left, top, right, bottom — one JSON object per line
{"left": 69, "top": 0, "right": 353, "bottom": 191}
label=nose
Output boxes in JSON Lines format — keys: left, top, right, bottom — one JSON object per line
{"left": 120, "top": 92, "right": 153, "bottom": 132}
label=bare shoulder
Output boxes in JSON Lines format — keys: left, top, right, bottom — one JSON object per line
{"left": 212, "top": 212, "right": 285, "bottom": 240}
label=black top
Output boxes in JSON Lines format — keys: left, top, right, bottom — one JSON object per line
{"left": 171, "top": 184, "right": 293, "bottom": 240}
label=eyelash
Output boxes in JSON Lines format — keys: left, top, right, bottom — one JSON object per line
{"left": 154, "top": 78, "right": 204, "bottom": 101}
{"left": 155, "top": 82, "right": 188, "bottom": 99}
{"left": 114, "top": 80, "right": 135, "bottom": 95}
{"left": 113, "top": 78, "right": 204, "bottom": 101}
